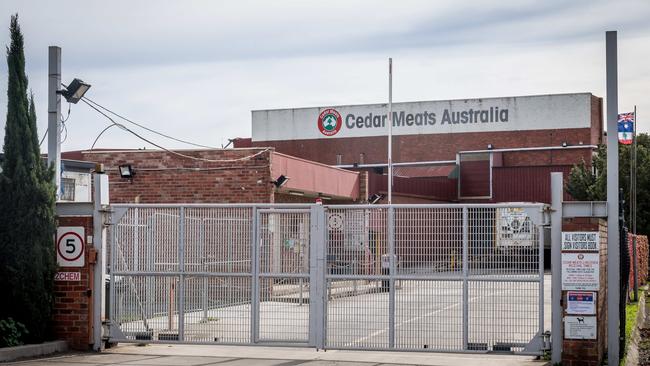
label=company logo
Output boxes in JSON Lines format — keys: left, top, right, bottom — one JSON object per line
{"left": 318, "top": 108, "right": 342, "bottom": 136}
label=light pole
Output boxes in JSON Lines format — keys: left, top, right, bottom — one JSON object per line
{"left": 47, "top": 46, "right": 61, "bottom": 198}
{"left": 47, "top": 45, "right": 91, "bottom": 198}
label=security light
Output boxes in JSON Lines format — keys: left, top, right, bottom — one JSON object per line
{"left": 271, "top": 175, "right": 289, "bottom": 188}
{"left": 562, "top": 141, "right": 568, "bottom": 147}
{"left": 487, "top": 144, "right": 494, "bottom": 150}
{"left": 60, "top": 78, "right": 91, "bottom": 104}
{"left": 369, "top": 194, "right": 383, "bottom": 204}
{"left": 118, "top": 164, "right": 135, "bottom": 179}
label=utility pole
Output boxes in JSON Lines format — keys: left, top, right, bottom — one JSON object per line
{"left": 48, "top": 46, "right": 62, "bottom": 198}
{"left": 388, "top": 58, "right": 393, "bottom": 204}
{"left": 606, "top": 30, "right": 620, "bottom": 366}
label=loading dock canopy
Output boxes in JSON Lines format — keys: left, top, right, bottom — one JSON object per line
{"left": 271, "top": 152, "right": 359, "bottom": 200}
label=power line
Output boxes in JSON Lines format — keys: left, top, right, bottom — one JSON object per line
{"left": 82, "top": 96, "right": 219, "bottom": 149}
{"left": 38, "top": 102, "right": 72, "bottom": 147}
{"left": 81, "top": 99, "right": 269, "bottom": 163}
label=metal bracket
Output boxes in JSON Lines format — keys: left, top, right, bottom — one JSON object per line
{"left": 108, "top": 207, "right": 129, "bottom": 225}
{"left": 562, "top": 201, "right": 607, "bottom": 218}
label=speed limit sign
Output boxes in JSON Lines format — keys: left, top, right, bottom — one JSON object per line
{"left": 56, "top": 227, "right": 85, "bottom": 267}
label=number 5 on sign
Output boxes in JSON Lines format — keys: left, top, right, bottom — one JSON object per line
{"left": 56, "top": 227, "right": 85, "bottom": 267}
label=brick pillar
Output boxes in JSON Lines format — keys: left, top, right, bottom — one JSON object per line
{"left": 561, "top": 218, "right": 607, "bottom": 366}
{"left": 52, "top": 216, "right": 96, "bottom": 350}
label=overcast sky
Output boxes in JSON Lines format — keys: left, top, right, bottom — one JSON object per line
{"left": 0, "top": 0, "right": 648, "bottom": 152}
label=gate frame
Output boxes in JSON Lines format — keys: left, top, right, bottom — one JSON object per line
{"left": 103, "top": 202, "right": 549, "bottom": 355}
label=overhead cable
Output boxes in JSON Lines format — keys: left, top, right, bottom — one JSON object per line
{"left": 81, "top": 99, "right": 269, "bottom": 163}
{"left": 82, "top": 96, "right": 219, "bottom": 149}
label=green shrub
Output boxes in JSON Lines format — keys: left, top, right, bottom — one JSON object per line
{"left": 0, "top": 318, "right": 28, "bottom": 347}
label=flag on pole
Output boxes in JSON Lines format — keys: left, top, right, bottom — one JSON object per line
{"left": 618, "top": 112, "right": 635, "bottom": 145}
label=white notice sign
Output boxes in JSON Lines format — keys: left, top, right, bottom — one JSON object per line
{"left": 562, "top": 231, "right": 600, "bottom": 251}
{"left": 564, "top": 316, "right": 597, "bottom": 339}
{"left": 562, "top": 252, "right": 599, "bottom": 290}
{"left": 56, "top": 227, "right": 85, "bottom": 267}
{"left": 566, "top": 291, "right": 596, "bottom": 315}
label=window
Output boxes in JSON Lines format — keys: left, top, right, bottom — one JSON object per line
{"left": 61, "top": 178, "right": 75, "bottom": 201}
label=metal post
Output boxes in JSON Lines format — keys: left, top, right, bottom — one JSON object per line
{"left": 251, "top": 207, "right": 260, "bottom": 343}
{"left": 178, "top": 207, "right": 185, "bottom": 341}
{"left": 538, "top": 223, "right": 545, "bottom": 340}
{"left": 309, "top": 204, "right": 326, "bottom": 349}
{"left": 606, "top": 30, "right": 620, "bottom": 366}
{"left": 388, "top": 206, "right": 395, "bottom": 348}
{"left": 462, "top": 207, "right": 469, "bottom": 350}
{"left": 550, "top": 172, "right": 563, "bottom": 364}
{"left": 201, "top": 222, "right": 208, "bottom": 321}
{"left": 388, "top": 58, "right": 393, "bottom": 204}
{"left": 92, "top": 173, "right": 107, "bottom": 351}
{"left": 48, "top": 46, "right": 62, "bottom": 198}
{"left": 108, "top": 209, "right": 117, "bottom": 340}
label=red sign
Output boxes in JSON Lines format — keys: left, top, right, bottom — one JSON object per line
{"left": 318, "top": 108, "right": 342, "bottom": 136}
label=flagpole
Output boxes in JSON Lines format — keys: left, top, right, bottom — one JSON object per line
{"left": 631, "top": 105, "right": 638, "bottom": 300}
{"left": 388, "top": 58, "right": 393, "bottom": 204}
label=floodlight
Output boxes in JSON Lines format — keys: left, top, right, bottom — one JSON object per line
{"left": 61, "top": 78, "right": 91, "bottom": 104}
{"left": 271, "top": 175, "right": 289, "bottom": 187}
{"left": 118, "top": 164, "right": 135, "bottom": 179}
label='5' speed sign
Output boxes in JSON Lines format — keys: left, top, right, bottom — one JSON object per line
{"left": 57, "top": 227, "right": 85, "bottom": 267}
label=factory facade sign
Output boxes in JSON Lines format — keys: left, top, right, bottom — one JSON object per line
{"left": 252, "top": 93, "right": 592, "bottom": 141}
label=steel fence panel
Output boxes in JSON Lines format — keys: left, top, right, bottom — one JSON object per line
{"left": 106, "top": 203, "right": 546, "bottom": 355}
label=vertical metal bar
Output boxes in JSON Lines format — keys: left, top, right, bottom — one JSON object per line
{"left": 109, "top": 211, "right": 117, "bottom": 337}
{"left": 550, "top": 172, "right": 563, "bottom": 364}
{"left": 388, "top": 206, "right": 395, "bottom": 348}
{"left": 48, "top": 46, "right": 62, "bottom": 196}
{"left": 538, "top": 223, "right": 545, "bottom": 341}
{"left": 309, "top": 204, "right": 326, "bottom": 349}
{"left": 201, "top": 220, "right": 208, "bottom": 322}
{"left": 606, "top": 30, "right": 620, "bottom": 366}
{"left": 251, "top": 207, "right": 259, "bottom": 343}
{"left": 462, "top": 206, "right": 469, "bottom": 350}
{"left": 388, "top": 58, "right": 393, "bottom": 204}
{"left": 92, "top": 174, "right": 106, "bottom": 350}
{"left": 178, "top": 207, "right": 185, "bottom": 341}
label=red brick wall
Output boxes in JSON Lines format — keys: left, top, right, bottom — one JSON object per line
{"left": 82, "top": 149, "right": 274, "bottom": 203}
{"left": 250, "top": 128, "right": 596, "bottom": 166}
{"left": 52, "top": 216, "right": 95, "bottom": 350}
{"left": 561, "top": 218, "right": 607, "bottom": 366}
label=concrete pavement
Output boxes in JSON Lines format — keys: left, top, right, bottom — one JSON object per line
{"left": 3, "top": 344, "right": 549, "bottom": 366}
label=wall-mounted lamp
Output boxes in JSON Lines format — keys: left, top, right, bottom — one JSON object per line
{"left": 118, "top": 164, "right": 135, "bottom": 180}
{"left": 487, "top": 144, "right": 494, "bottom": 150}
{"left": 271, "top": 175, "right": 289, "bottom": 188}
{"left": 369, "top": 193, "right": 383, "bottom": 204}
{"left": 562, "top": 141, "right": 568, "bottom": 147}
{"left": 59, "top": 78, "right": 91, "bottom": 104}
{"left": 288, "top": 190, "right": 304, "bottom": 196}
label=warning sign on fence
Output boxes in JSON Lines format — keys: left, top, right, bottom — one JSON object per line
{"left": 566, "top": 291, "right": 596, "bottom": 315}
{"left": 562, "top": 231, "right": 599, "bottom": 251}
{"left": 562, "top": 252, "right": 599, "bottom": 291}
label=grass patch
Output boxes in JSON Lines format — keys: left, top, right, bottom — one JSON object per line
{"left": 625, "top": 301, "right": 640, "bottom": 348}
{"left": 621, "top": 289, "right": 645, "bottom": 365}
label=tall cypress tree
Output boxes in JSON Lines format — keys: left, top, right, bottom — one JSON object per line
{"left": 0, "top": 14, "right": 57, "bottom": 344}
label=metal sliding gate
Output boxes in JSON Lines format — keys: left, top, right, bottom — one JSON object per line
{"left": 106, "top": 203, "right": 548, "bottom": 355}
